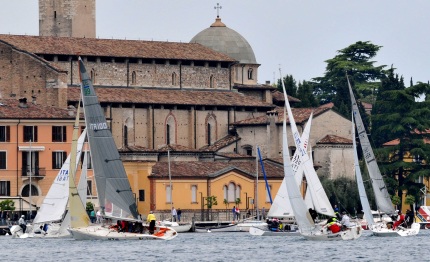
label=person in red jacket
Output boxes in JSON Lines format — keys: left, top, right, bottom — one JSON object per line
{"left": 392, "top": 210, "right": 405, "bottom": 230}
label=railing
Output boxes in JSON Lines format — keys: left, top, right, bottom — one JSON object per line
{"left": 21, "top": 167, "right": 46, "bottom": 177}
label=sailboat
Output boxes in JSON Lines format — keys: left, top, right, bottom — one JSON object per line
{"left": 10, "top": 129, "right": 88, "bottom": 238}
{"left": 249, "top": 116, "right": 314, "bottom": 236}
{"left": 280, "top": 72, "right": 362, "bottom": 240}
{"left": 67, "top": 58, "right": 177, "bottom": 240}
{"left": 347, "top": 76, "right": 420, "bottom": 237}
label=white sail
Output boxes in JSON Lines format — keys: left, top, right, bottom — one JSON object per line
{"left": 267, "top": 115, "right": 312, "bottom": 218}
{"left": 347, "top": 76, "right": 395, "bottom": 215}
{"left": 352, "top": 115, "right": 374, "bottom": 227}
{"left": 33, "top": 129, "right": 87, "bottom": 224}
{"left": 280, "top": 73, "right": 335, "bottom": 217}
{"left": 281, "top": 105, "right": 315, "bottom": 230}
{"left": 77, "top": 150, "right": 89, "bottom": 205}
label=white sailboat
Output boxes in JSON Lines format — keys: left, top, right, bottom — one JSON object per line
{"left": 67, "top": 58, "right": 177, "bottom": 240}
{"left": 10, "top": 129, "right": 87, "bottom": 238}
{"left": 280, "top": 72, "right": 362, "bottom": 240}
{"left": 249, "top": 117, "right": 313, "bottom": 236}
{"left": 347, "top": 76, "right": 420, "bottom": 237}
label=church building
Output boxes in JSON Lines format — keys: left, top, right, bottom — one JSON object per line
{"left": 0, "top": 1, "right": 354, "bottom": 216}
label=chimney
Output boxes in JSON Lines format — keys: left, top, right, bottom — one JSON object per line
{"left": 18, "top": 97, "right": 28, "bottom": 108}
{"left": 31, "top": 95, "right": 37, "bottom": 105}
{"left": 265, "top": 80, "right": 270, "bottom": 85}
{"left": 68, "top": 105, "right": 76, "bottom": 116}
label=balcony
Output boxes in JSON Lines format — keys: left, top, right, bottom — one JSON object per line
{"left": 21, "top": 167, "right": 46, "bottom": 179}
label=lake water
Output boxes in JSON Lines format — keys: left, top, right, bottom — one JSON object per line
{"left": 2, "top": 229, "right": 428, "bottom": 261}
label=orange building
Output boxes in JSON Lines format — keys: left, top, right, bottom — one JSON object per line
{"left": 0, "top": 98, "right": 93, "bottom": 214}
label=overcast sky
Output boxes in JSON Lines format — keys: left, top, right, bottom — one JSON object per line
{"left": 1, "top": 1, "right": 429, "bottom": 85}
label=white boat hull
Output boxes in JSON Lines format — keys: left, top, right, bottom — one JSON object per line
{"left": 159, "top": 221, "right": 192, "bottom": 233}
{"left": 68, "top": 225, "right": 177, "bottom": 240}
{"left": 301, "top": 225, "right": 362, "bottom": 241}
{"left": 249, "top": 226, "right": 300, "bottom": 236}
{"left": 236, "top": 221, "right": 267, "bottom": 232}
{"left": 371, "top": 222, "right": 420, "bottom": 237}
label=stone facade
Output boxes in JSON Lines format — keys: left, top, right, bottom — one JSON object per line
{"left": 39, "top": 0, "right": 96, "bottom": 38}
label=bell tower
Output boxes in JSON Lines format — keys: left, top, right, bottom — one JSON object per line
{"left": 39, "top": 0, "right": 96, "bottom": 38}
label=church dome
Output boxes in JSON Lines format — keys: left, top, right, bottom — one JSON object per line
{"left": 190, "top": 17, "right": 257, "bottom": 64}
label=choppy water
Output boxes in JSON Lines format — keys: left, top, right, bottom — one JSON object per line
{"left": 2, "top": 229, "right": 429, "bottom": 261}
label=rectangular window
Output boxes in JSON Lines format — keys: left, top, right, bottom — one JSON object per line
{"left": 52, "top": 151, "right": 67, "bottom": 169}
{"left": 0, "top": 151, "right": 6, "bottom": 169}
{"left": 52, "top": 126, "right": 67, "bottom": 142}
{"left": 23, "top": 126, "right": 38, "bottom": 142}
{"left": 0, "top": 181, "right": 10, "bottom": 196}
{"left": 139, "top": 190, "right": 145, "bottom": 201}
{"left": 0, "top": 126, "right": 10, "bottom": 142}
{"left": 166, "top": 185, "right": 172, "bottom": 203}
{"left": 191, "top": 185, "right": 197, "bottom": 203}
{"left": 80, "top": 151, "right": 92, "bottom": 169}
{"left": 22, "top": 151, "right": 39, "bottom": 176}
{"left": 87, "top": 180, "right": 92, "bottom": 196}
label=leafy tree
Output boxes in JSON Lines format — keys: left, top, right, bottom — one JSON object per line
{"left": 276, "top": 75, "right": 297, "bottom": 98}
{"left": 205, "top": 196, "right": 218, "bottom": 221}
{"left": 321, "top": 177, "right": 360, "bottom": 216}
{"left": 296, "top": 81, "right": 319, "bottom": 108}
{"left": 313, "top": 41, "right": 386, "bottom": 116}
{"left": 86, "top": 202, "right": 94, "bottom": 211}
{"left": 0, "top": 199, "right": 15, "bottom": 211}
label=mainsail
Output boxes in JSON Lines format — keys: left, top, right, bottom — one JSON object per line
{"left": 347, "top": 76, "right": 395, "bottom": 215}
{"left": 78, "top": 57, "right": 138, "bottom": 219}
{"left": 352, "top": 115, "right": 374, "bottom": 227}
{"left": 33, "top": 129, "right": 87, "bottom": 224}
{"left": 280, "top": 71, "right": 335, "bottom": 217}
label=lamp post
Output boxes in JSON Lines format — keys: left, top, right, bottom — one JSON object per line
{"left": 199, "top": 192, "right": 203, "bottom": 221}
{"left": 245, "top": 192, "right": 248, "bottom": 210}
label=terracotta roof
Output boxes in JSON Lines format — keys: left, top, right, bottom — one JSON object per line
{"left": 0, "top": 34, "right": 235, "bottom": 62}
{"left": 320, "top": 102, "right": 334, "bottom": 109}
{"left": 317, "top": 135, "right": 352, "bottom": 144}
{"left": 232, "top": 105, "right": 331, "bottom": 126}
{"left": 200, "top": 135, "right": 240, "bottom": 151}
{"left": 271, "top": 90, "right": 301, "bottom": 103}
{"left": 0, "top": 98, "right": 76, "bottom": 119}
{"left": 150, "top": 160, "right": 284, "bottom": 179}
{"left": 215, "top": 152, "right": 254, "bottom": 159}
{"left": 67, "top": 87, "right": 274, "bottom": 108}
{"left": 361, "top": 102, "right": 373, "bottom": 110}
{"left": 382, "top": 138, "right": 430, "bottom": 146}
{"left": 157, "top": 144, "right": 200, "bottom": 152}
{"left": 233, "top": 84, "right": 276, "bottom": 90}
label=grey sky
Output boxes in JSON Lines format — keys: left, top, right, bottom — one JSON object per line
{"left": 1, "top": 1, "right": 429, "bottom": 85}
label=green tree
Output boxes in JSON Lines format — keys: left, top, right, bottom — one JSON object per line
{"left": 205, "top": 196, "right": 218, "bottom": 221}
{"left": 321, "top": 177, "right": 360, "bottom": 216}
{"left": 296, "top": 81, "right": 319, "bottom": 108}
{"left": 86, "top": 202, "right": 94, "bottom": 211}
{"left": 313, "top": 41, "right": 386, "bottom": 116}
{"left": 277, "top": 75, "right": 297, "bottom": 98}
{"left": 0, "top": 199, "right": 15, "bottom": 211}
{"left": 371, "top": 67, "right": 430, "bottom": 209}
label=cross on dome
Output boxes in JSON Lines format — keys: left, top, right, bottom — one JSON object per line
{"left": 214, "top": 3, "right": 222, "bottom": 18}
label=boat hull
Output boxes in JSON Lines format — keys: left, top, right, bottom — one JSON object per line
{"left": 68, "top": 225, "right": 177, "bottom": 240}
{"left": 194, "top": 224, "right": 238, "bottom": 233}
{"left": 249, "top": 226, "right": 300, "bottom": 236}
{"left": 236, "top": 221, "right": 268, "bottom": 232}
{"left": 301, "top": 225, "right": 362, "bottom": 241}
{"left": 371, "top": 223, "right": 420, "bottom": 237}
{"left": 159, "top": 221, "right": 192, "bottom": 233}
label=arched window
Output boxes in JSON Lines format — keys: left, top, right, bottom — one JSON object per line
{"left": 131, "top": 71, "right": 137, "bottom": 85}
{"left": 172, "top": 72, "right": 177, "bottom": 86}
{"left": 223, "top": 185, "right": 228, "bottom": 201}
{"left": 166, "top": 115, "right": 176, "bottom": 145}
{"left": 228, "top": 182, "right": 236, "bottom": 202}
{"left": 236, "top": 185, "right": 241, "bottom": 200}
{"left": 166, "top": 185, "right": 172, "bottom": 203}
{"left": 206, "top": 115, "right": 216, "bottom": 145}
{"left": 209, "top": 75, "right": 215, "bottom": 88}
{"left": 123, "top": 125, "right": 128, "bottom": 147}
{"left": 248, "top": 68, "right": 253, "bottom": 80}
{"left": 21, "top": 184, "right": 39, "bottom": 197}
{"left": 265, "top": 185, "right": 272, "bottom": 202}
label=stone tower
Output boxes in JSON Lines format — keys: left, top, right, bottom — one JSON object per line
{"left": 39, "top": 0, "right": 96, "bottom": 38}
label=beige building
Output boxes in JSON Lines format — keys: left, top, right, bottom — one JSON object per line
{"left": 0, "top": 1, "right": 354, "bottom": 216}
